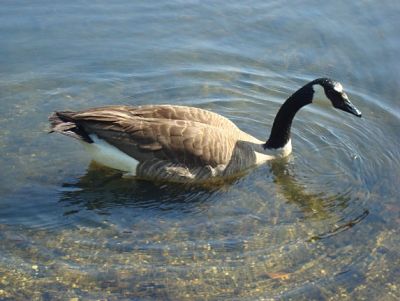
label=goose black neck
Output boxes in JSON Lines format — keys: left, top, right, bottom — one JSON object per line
{"left": 264, "top": 86, "right": 312, "bottom": 149}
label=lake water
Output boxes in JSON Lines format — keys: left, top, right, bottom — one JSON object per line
{"left": 1, "top": 1, "right": 400, "bottom": 300}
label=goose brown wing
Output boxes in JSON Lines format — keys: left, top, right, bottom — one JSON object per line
{"left": 65, "top": 106, "right": 238, "bottom": 167}
{"left": 77, "top": 105, "right": 240, "bottom": 130}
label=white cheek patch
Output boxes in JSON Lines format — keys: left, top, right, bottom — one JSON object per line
{"left": 312, "top": 84, "right": 331, "bottom": 105}
{"left": 333, "top": 82, "right": 343, "bottom": 93}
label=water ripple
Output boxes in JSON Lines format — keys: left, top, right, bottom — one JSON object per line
{"left": 1, "top": 1, "right": 400, "bottom": 298}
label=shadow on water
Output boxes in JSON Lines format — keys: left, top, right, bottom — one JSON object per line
{"left": 58, "top": 159, "right": 369, "bottom": 239}
{"left": 268, "top": 159, "right": 369, "bottom": 240}
{"left": 58, "top": 163, "right": 222, "bottom": 217}
{"left": 269, "top": 159, "right": 344, "bottom": 219}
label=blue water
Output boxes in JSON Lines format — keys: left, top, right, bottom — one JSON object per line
{"left": 1, "top": 1, "right": 400, "bottom": 300}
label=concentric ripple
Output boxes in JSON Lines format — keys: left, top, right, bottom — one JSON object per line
{"left": 1, "top": 1, "right": 400, "bottom": 299}
{"left": 2, "top": 68, "right": 399, "bottom": 300}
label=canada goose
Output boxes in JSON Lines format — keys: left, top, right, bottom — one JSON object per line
{"left": 49, "top": 78, "right": 361, "bottom": 183}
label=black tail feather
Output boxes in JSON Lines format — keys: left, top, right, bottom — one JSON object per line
{"left": 48, "top": 112, "right": 93, "bottom": 143}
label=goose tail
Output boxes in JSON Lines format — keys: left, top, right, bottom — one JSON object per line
{"left": 48, "top": 111, "right": 93, "bottom": 143}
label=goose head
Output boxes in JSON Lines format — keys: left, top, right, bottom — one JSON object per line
{"left": 309, "top": 78, "right": 362, "bottom": 117}
{"left": 265, "top": 78, "right": 362, "bottom": 149}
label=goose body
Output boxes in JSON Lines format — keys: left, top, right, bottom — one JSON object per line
{"left": 49, "top": 78, "right": 361, "bottom": 182}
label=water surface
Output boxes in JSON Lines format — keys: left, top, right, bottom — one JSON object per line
{"left": 1, "top": 1, "right": 400, "bottom": 300}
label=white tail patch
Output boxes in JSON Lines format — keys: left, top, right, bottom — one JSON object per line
{"left": 81, "top": 134, "right": 138, "bottom": 173}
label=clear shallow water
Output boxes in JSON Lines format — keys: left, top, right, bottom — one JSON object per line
{"left": 1, "top": 1, "right": 400, "bottom": 300}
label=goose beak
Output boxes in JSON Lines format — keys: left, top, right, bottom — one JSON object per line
{"left": 340, "top": 99, "right": 362, "bottom": 117}
{"left": 335, "top": 92, "right": 362, "bottom": 117}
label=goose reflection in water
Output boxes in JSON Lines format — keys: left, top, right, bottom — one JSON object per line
{"left": 58, "top": 160, "right": 368, "bottom": 237}
{"left": 268, "top": 159, "right": 369, "bottom": 239}
{"left": 58, "top": 163, "right": 219, "bottom": 217}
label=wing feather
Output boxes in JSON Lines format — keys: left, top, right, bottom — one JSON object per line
{"left": 66, "top": 105, "right": 242, "bottom": 167}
